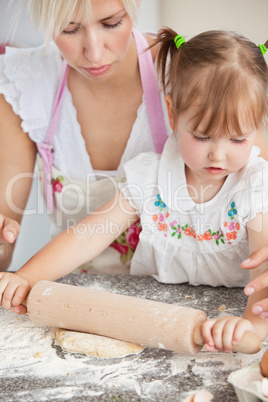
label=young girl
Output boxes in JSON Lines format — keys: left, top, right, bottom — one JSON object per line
{"left": 1, "top": 28, "right": 268, "bottom": 353}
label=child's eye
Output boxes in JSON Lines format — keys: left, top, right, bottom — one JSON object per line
{"left": 192, "top": 134, "right": 210, "bottom": 142}
{"left": 231, "top": 138, "right": 247, "bottom": 144}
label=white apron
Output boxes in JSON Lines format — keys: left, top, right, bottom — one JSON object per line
{"left": 37, "top": 30, "right": 168, "bottom": 274}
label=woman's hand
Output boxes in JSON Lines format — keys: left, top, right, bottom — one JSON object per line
{"left": 0, "top": 214, "right": 20, "bottom": 271}
{"left": 200, "top": 316, "right": 256, "bottom": 353}
{"left": 241, "top": 247, "right": 268, "bottom": 318}
{"left": 0, "top": 272, "right": 30, "bottom": 314}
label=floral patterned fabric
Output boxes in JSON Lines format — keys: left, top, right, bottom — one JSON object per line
{"left": 153, "top": 196, "right": 241, "bottom": 246}
{"left": 119, "top": 135, "right": 268, "bottom": 287}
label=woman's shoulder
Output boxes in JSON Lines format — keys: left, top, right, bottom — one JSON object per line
{"left": 0, "top": 41, "right": 63, "bottom": 139}
{"left": 3, "top": 40, "right": 59, "bottom": 58}
{"left": 1, "top": 41, "right": 62, "bottom": 78}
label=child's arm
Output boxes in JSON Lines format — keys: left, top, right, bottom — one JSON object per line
{"left": 0, "top": 191, "right": 138, "bottom": 312}
{"left": 201, "top": 212, "right": 268, "bottom": 352}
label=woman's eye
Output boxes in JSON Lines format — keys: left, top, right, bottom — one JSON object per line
{"left": 102, "top": 20, "right": 123, "bottom": 30}
{"left": 62, "top": 25, "right": 81, "bottom": 35}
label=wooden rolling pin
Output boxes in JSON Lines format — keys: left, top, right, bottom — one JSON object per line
{"left": 24, "top": 281, "right": 262, "bottom": 355}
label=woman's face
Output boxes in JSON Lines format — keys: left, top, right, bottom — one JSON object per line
{"left": 54, "top": 0, "right": 135, "bottom": 81}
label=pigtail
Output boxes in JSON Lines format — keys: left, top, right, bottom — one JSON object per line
{"left": 154, "top": 27, "right": 182, "bottom": 94}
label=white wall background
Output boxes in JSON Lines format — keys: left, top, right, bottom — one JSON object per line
{"left": 160, "top": 0, "right": 268, "bottom": 45}
{"left": 0, "top": 0, "right": 267, "bottom": 271}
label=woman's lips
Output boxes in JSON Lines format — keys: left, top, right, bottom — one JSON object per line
{"left": 83, "top": 64, "right": 112, "bottom": 76}
{"left": 205, "top": 167, "right": 225, "bottom": 174}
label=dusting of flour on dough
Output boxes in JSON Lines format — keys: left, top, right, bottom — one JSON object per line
{"left": 55, "top": 328, "right": 144, "bottom": 358}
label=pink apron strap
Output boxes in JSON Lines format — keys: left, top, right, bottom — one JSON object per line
{"left": 132, "top": 29, "right": 168, "bottom": 154}
{"left": 37, "top": 60, "right": 69, "bottom": 212}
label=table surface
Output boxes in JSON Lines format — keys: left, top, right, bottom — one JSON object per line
{"left": 0, "top": 273, "right": 267, "bottom": 401}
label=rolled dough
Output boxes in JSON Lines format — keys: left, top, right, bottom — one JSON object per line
{"left": 55, "top": 328, "right": 144, "bottom": 359}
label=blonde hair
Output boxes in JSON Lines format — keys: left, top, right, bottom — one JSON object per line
{"left": 156, "top": 28, "right": 268, "bottom": 137}
{"left": 27, "top": 0, "right": 138, "bottom": 42}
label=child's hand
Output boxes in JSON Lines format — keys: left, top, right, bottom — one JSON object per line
{"left": 0, "top": 272, "right": 31, "bottom": 314}
{"left": 0, "top": 214, "right": 20, "bottom": 271}
{"left": 201, "top": 316, "right": 256, "bottom": 352}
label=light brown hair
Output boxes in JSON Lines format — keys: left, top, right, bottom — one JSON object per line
{"left": 155, "top": 28, "right": 268, "bottom": 137}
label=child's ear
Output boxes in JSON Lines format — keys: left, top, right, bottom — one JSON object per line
{"left": 165, "top": 95, "right": 175, "bottom": 130}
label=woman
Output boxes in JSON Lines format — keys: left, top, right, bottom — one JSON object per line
{"left": 0, "top": 0, "right": 171, "bottom": 272}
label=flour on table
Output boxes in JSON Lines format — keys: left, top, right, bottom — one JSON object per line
{"left": 55, "top": 328, "right": 144, "bottom": 358}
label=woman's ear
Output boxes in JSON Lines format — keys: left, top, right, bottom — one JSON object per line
{"left": 165, "top": 95, "right": 175, "bottom": 130}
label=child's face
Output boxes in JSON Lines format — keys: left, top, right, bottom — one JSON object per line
{"left": 166, "top": 98, "right": 256, "bottom": 184}
{"left": 54, "top": 0, "right": 133, "bottom": 82}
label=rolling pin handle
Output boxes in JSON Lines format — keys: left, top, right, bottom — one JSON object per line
{"left": 194, "top": 323, "right": 262, "bottom": 354}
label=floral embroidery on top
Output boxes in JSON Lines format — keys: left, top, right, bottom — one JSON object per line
{"left": 153, "top": 197, "right": 241, "bottom": 246}
{"left": 228, "top": 202, "right": 237, "bottom": 220}
{"left": 155, "top": 194, "right": 166, "bottom": 211}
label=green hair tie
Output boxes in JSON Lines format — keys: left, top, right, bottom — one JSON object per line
{"left": 174, "top": 35, "right": 186, "bottom": 49}
{"left": 259, "top": 44, "right": 267, "bottom": 55}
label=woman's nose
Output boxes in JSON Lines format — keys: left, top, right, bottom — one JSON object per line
{"left": 84, "top": 30, "right": 104, "bottom": 64}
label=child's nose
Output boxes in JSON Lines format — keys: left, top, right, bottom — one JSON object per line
{"left": 208, "top": 143, "right": 226, "bottom": 162}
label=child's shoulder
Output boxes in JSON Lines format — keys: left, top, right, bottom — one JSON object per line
{"left": 244, "top": 149, "right": 268, "bottom": 181}
{"left": 124, "top": 151, "right": 161, "bottom": 170}
{"left": 122, "top": 152, "right": 161, "bottom": 185}
{"left": 236, "top": 150, "right": 268, "bottom": 200}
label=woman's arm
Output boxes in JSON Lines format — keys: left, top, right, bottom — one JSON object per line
{"left": 241, "top": 246, "right": 268, "bottom": 318}
{"left": 0, "top": 191, "right": 139, "bottom": 310}
{"left": 243, "top": 212, "right": 268, "bottom": 339}
{"left": 0, "top": 95, "right": 37, "bottom": 270}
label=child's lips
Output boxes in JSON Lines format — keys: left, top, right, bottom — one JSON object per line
{"left": 205, "top": 167, "right": 225, "bottom": 174}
